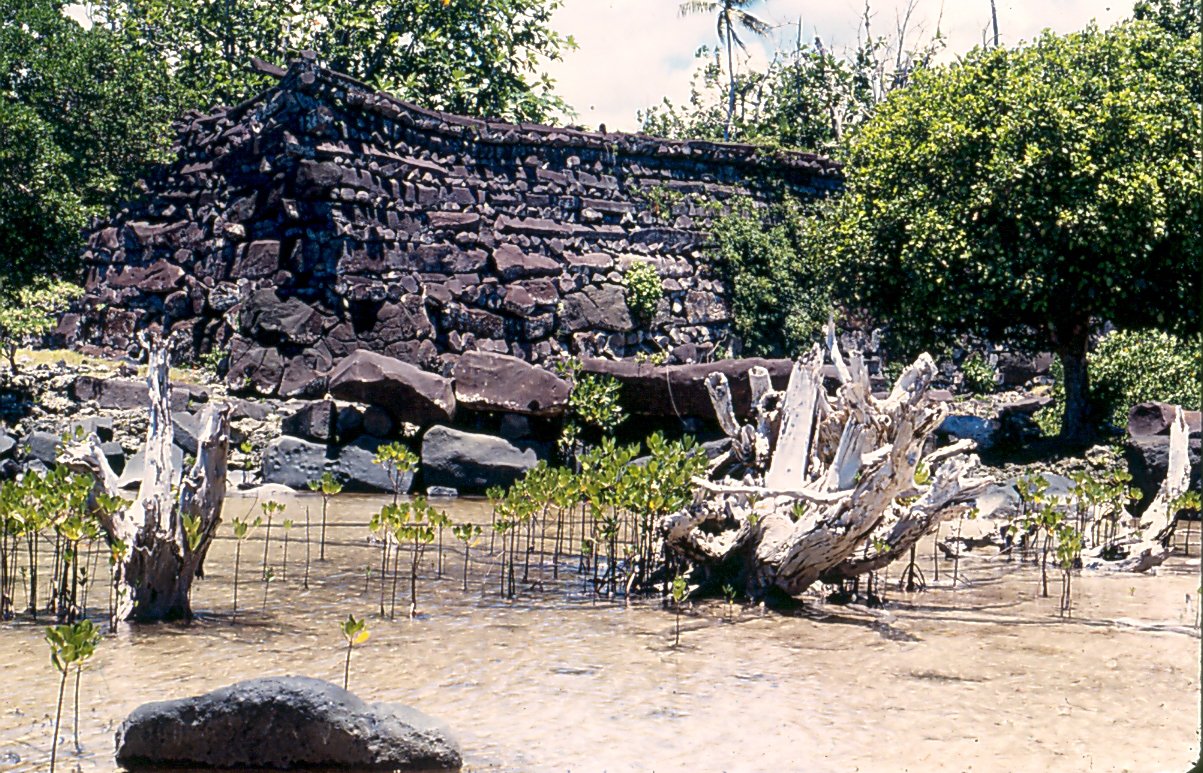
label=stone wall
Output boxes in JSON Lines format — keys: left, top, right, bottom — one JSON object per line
{"left": 65, "top": 54, "right": 840, "bottom": 398}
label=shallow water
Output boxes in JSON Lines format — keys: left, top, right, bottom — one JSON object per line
{"left": 0, "top": 494, "right": 1199, "bottom": 772}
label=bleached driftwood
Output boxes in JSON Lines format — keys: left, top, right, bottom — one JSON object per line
{"left": 661, "top": 326, "right": 986, "bottom": 597}
{"left": 68, "top": 346, "right": 231, "bottom": 621}
{"left": 1083, "top": 407, "right": 1193, "bottom": 573}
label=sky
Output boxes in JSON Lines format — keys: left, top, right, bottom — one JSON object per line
{"left": 546, "top": 0, "right": 1129, "bottom": 131}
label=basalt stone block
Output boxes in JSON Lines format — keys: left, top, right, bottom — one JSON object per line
{"left": 262, "top": 436, "right": 330, "bottom": 489}
{"left": 0, "top": 432, "right": 15, "bottom": 459}
{"left": 561, "top": 284, "right": 634, "bottom": 333}
{"left": 241, "top": 289, "right": 324, "bottom": 346}
{"left": 331, "top": 436, "right": 411, "bottom": 494}
{"left": 579, "top": 357, "right": 796, "bottom": 421}
{"left": 281, "top": 400, "right": 336, "bottom": 443}
{"left": 226, "top": 338, "right": 285, "bottom": 396}
{"left": 1128, "top": 402, "right": 1203, "bottom": 438}
{"left": 490, "top": 243, "right": 560, "bottom": 280}
{"left": 233, "top": 239, "right": 282, "bottom": 279}
{"left": 24, "top": 431, "right": 61, "bottom": 466}
{"left": 328, "top": 351, "right": 456, "bottom": 426}
{"left": 421, "top": 425, "right": 538, "bottom": 494}
{"left": 114, "top": 676, "right": 461, "bottom": 771}
{"left": 105, "top": 261, "right": 185, "bottom": 293}
{"left": 452, "top": 351, "right": 570, "bottom": 417}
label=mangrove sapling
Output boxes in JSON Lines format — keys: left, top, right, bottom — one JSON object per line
{"left": 485, "top": 485, "right": 504, "bottom": 554}
{"left": 429, "top": 507, "right": 451, "bottom": 580}
{"left": 722, "top": 583, "right": 737, "bottom": 620}
{"left": 396, "top": 500, "right": 436, "bottom": 617}
{"left": 1056, "top": 523, "right": 1084, "bottom": 618}
{"left": 372, "top": 443, "right": 418, "bottom": 505}
{"left": 308, "top": 472, "right": 343, "bottom": 561}
{"left": 951, "top": 508, "right": 978, "bottom": 588}
{"left": 370, "top": 504, "right": 401, "bottom": 617}
{"left": 452, "top": 523, "right": 482, "bottom": 592}
{"left": 45, "top": 619, "right": 99, "bottom": 771}
{"left": 259, "top": 500, "right": 285, "bottom": 580}
{"left": 671, "top": 574, "right": 687, "bottom": 647}
{"left": 338, "top": 614, "right": 370, "bottom": 691}
{"left": 280, "top": 519, "right": 294, "bottom": 581}
{"left": 303, "top": 507, "right": 312, "bottom": 589}
{"left": 261, "top": 567, "right": 275, "bottom": 613}
{"left": 230, "top": 515, "right": 261, "bottom": 620}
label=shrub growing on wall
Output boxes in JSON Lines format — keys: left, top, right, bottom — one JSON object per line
{"left": 711, "top": 197, "right": 834, "bottom": 357}
{"left": 623, "top": 261, "right": 662, "bottom": 324}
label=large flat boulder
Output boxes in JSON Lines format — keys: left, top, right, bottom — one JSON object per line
{"left": 452, "top": 351, "right": 571, "bottom": 416}
{"left": 328, "top": 351, "right": 455, "bottom": 426}
{"left": 1127, "top": 401, "right": 1202, "bottom": 438}
{"left": 262, "top": 436, "right": 329, "bottom": 489}
{"left": 579, "top": 357, "right": 807, "bottom": 421}
{"left": 114, "top": 676, "right": 461, "bottom": 771}
{"left": 331, "top": 436, "right": 413, "bottom": 494}
{"left": 421, "top": 426, "right": 538, "bottom": 493}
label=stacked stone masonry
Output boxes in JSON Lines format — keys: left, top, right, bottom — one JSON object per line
{"left": 66, "top": 55, "right": 840, "bottom": 399}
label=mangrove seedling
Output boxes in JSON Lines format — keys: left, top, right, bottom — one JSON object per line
{"left": 339, "top": 614, "right": 370, "bottom": 691}
{"left": 372, "top": 442, "right": 419, "bottom": 505}
{"left": 671, "top": 573, "right": 687, "bottom": 647}
{"left": 452, "top": 522, "right": 483, "bottom": 592}
{"left": 260, "top": 500, "right": 285, "bottom": 579}
{"left": 721, "top": 583, "right": 737, "bottom": 619}
{"left": 280, "top": 519, "right": 295, "bottom": 581}
{"left": 231, "top": 515, "right": 261, "bottom": 620}
{"left": 396, "top": 499, "right": 436, "bottom": 618}
{"left": 45, "top": 619, "right": 99, "bottom": 770}
{"left": 308, "top": 472, "right": 343, "bottom": 561}
{"left": 1056, "top": 522, "right": 1084, "bottom": 618}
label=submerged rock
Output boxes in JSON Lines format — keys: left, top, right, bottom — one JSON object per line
{"left": 114, "top": 675, "right": 462, "bottom": 771}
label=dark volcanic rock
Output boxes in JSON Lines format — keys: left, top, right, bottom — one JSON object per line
{"left": 114, "top": 675, "right": 462, "bottom": 771}
{"left": 452, "top": 351, "right": 571, "bottom": 416}
{"left": 1128, "top": 401, "right": 1203, "bottom": 438}
{"left": 421, "top": 425, "right": 538, "bottom": 493}
{"left": 331, "top": 436, "right": 412, "bottom": 494}
{"left": 262, "top": 436, "right": 330, "bottom": 489}
{"left": 1125, "top": 435, "right": 1203, "bottom": 516}
{"left": 328, "top": 351, "right": 456, "bottom": 426}
{"left": 24, "top": 431, "right": 62, "bottom": 465}
{"left": 282, "top": 400, "right": 336, "bottom": 443}
{"left": 560, "top": 284, "right": 634, "bottom": 333}
{"left": 580, "top": 357, "right": 797, "bottom": 420}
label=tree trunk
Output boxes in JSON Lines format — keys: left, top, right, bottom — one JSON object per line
{"left": 1057, "top": 333, "right": 1092, "bottom": 445}
{"left": 661, "top": 326, "right": 988, "bottom": 598}
{"left": 67, "top": 345, "right": 231, "bottom": 622}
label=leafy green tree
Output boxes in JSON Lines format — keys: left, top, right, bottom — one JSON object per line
{"left": 0, "top": 0, "right": 176, "bottom": 282}
{"left": 1133, "top": 0, "right": 1202, "bottom": 38}
{"left": 0, "top": 280, "right": 82, "bottom": 372}
{"left": 711, "top": 198, "right": 833, "bottom": 357}
{"left": 644, "top": 5, "right": 942, "bottom": 151}
{"left": 820, "top": 22, "right": 1200, "bottom": 441}
{"left": 96, "top": 0, "right": 575, "bottom": 122}
{"left": 677, "top": 0, "right": 771, "bottom": 141}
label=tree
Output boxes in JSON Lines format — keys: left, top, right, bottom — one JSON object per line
{"left": 0, "top": 0, "right": 176, "bottom": 283}
{"left": 0, "top": 280, "right": 83, "bottom": 372}
{"left": 818, "top": 22, "right": 1201, "bottom": 442}
{"left": 677, "top": 0, "right": 771, "bottom": 141}
{"left": 1132, "top": 0, "right": 1202, "bottom": 38}
{"left": 94, "top": 0, "right": 576, "bottom": 122}
{"left": 646, "top": 3, "right": 942, "bottom": 151}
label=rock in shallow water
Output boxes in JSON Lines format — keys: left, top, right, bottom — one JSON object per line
{"left": 114, "top": 675, "right": 462, "bottom": 771}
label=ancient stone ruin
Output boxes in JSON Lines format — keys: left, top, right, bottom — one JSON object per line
{"left": 65, "top": 54, "right": 840, "bottom": 399}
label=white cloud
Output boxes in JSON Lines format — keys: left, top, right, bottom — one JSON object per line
{"left": 547, "top": 0, "right": 1128, "bottom": 132}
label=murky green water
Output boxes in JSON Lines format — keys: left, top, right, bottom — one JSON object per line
{"left": 0, "top": 494, "right": 1198, "bottom": 772}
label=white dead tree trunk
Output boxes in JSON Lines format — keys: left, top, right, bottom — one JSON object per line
{"left": 1084, "top": 406, "right": 1193, "bottom": 573}
{"left": 661, "top": 328, "right": 988, "bottom": 597}
{"left": 68, "top": 347, "right": 231, "bottom": 621}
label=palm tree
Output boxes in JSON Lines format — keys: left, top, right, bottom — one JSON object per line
{"left": 678, "top": 0, "right": 772, "bottom": 141}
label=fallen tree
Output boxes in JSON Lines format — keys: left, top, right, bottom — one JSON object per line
{"left": 660, "top": 328, "right": 989, "bottom": 598}
{"left": 68, "top": 346, "right": 231, "bottom": 622}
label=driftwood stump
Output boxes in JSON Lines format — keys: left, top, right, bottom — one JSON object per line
{"left": 661, "top": 328, "right": 988, "bottom": 597}
{"left": 69, "top": 347, "right": 231, "bottom": 621}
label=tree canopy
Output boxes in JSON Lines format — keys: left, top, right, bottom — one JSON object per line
{"left": 819, "top": 20, "right": 1201, "bottom": 439}
{"left": 93, "top": 0, "right": 575, "bottom": 122}
{"left": 0, "top": 0, "right": 177, "bottom": 282}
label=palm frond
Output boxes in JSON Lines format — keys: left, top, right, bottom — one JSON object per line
{"left": 733, "top": 9, "right": 772, "bottom": 38}
{"left": 678, "top": 0, "right": 718, "bottom": 19}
